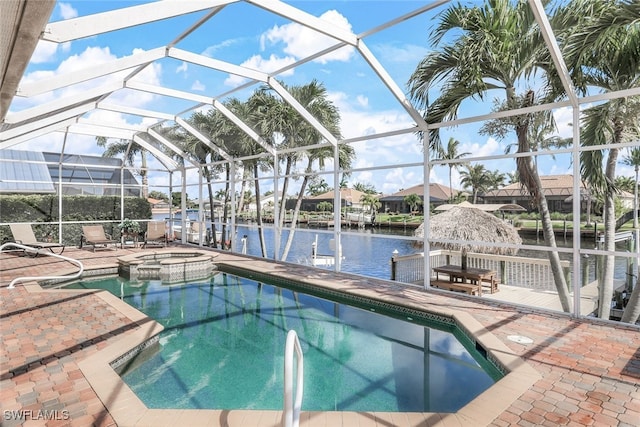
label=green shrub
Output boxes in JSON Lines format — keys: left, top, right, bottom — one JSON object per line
{"left": 0, "top": 195, "right": 151, "bottom": 246}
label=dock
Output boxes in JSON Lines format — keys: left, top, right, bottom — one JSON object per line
{"left": 482, "top": 280, "right": 600, "bottom": 315}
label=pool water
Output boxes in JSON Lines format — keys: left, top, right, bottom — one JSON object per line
{"left": 67, "top": 274, "right": 502, "bottom": 412}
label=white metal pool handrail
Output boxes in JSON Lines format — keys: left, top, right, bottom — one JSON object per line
{"left": 283, "top": 329, "right": 304, "bottom": 427}
{"left": 1, "top": 242, "right": 84, "bottom": 289}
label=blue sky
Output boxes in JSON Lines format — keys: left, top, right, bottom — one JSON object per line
{"left": 11, "top": 0, "right": 626, "bottom": 198}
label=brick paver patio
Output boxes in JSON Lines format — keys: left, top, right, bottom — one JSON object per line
{"left": 1, "top": 246, "right": 638, "bottom": 426}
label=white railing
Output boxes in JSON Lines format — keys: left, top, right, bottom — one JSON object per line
{"left": 283, "top": 330, "right": 304, "bottom": 427}
{"left": 391, "top": 249, "right": 571, "bottom": 291}
{"left": 1, "top": 242, "right": 84, "bottom": 289}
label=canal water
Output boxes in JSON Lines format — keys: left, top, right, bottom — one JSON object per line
{"left": 232, "top": 224, "right": 635, "bottom": 283}
{"left": 155, "top": 213, "right": 635, "bottom": 283}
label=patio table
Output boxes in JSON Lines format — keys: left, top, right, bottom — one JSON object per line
{"left": 432, "top": 264, "right": 498, "bottom": 295}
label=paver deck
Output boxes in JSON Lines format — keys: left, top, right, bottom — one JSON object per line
{"left": 1, "top": 245, "right": 638, "bottom": 426}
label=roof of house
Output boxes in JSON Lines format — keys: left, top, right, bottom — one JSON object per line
{"left": 147, "top": 198, "right": 168, "bottom": 206}
{"left": 484, "top": 175, "right": 584, "bottom": 198}
{"left": 306, "top": 188, "right": 368, "bottom": 203}
{"left": 379, "top": 183, "right": 456, "bottom": 202}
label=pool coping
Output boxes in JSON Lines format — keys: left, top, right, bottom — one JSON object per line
{"left": 33, "top": 250, "right": 541, "bottom": 427}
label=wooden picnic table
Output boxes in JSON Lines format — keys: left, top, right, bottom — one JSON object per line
{"left": 432, "top": 264, "right": 499, "bottom": 295}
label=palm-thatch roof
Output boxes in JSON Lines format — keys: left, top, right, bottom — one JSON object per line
{"left": 415, "top": 206, "right": 521, "bottom": 268}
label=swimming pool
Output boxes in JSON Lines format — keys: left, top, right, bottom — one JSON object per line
{"left": 67, "top": 272, "right": 502, "bottom": 413}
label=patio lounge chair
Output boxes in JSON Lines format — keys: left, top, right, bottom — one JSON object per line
{"left": 9, "top": 223, "right": 66, "bottom": 257}
{"left": 81, "top": 225, "right": 117, "bottom": 252}
{"left": 143, "top": 221, "right": 167, "bottom": 248}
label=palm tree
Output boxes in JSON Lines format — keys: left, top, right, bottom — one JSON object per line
{"left": 96, "top": 137, "right": 149, "bottom": 198}
{"left": 360, "top": 192, "right": 381, "bottom": 218}
{"left": 621, "top": 148, "right": 640, "bottom": 229}
{"left": 486, "top": 169, "right": 506, "bottom": 192}
{"left": 435, "top": 137, "right": 470, "bottom": 202}
{"left": 407, "top": 0, "right": 572, "bottom": 312}
{"left": 403, "top": 194, "right": 423, "bottom": 214}
{"left": 306, "top": 176, "right": 330, "bottom": 196}
{"left": 459, "top": 164, "right": 491, "bottom": 204}
{"left": 614, "top": 176, "right": 635, "bottom": 194}
{"left": 250, "top": 80, "right": 348, "bottom": 262}
{"left": 353, "top": 182, "right": 377, "bottom": 194}
{"left": 233, "top": 94, "right": 274, "bottom": 257}
{"left": 560, "top": 0, "right": 640, "bottom": 321}
{"left": 186, "top": 108, "right": 234, "bottom": 249}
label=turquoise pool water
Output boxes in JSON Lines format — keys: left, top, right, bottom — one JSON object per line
{"left": 67, "top": 273, "right": 502, "bottom": 412}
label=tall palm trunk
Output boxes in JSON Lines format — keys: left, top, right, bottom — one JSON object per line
{"left": 141, "top": 151, "right": 149, "bottom": 198}
{"left": 448, "top": 166, "right": 454, "bottom": 202}
{"left": 281, "top": 160, "right": 312, "bottom": 261}
{"left": 621, "top": 277, "right": 640, "bottom": 323}
{"left": 516, "top": 125, "right": 572, "bottom": 312}
{"left": 597, "top": 146, "right": 619, "bottom": 318}
{"left": 622, "top": 165, "right": 640, "bottom": 323}
{"left": 253, "top": 164, "right": 267, "bottom": 257}
{"left": 278, "top": 156, "right": 293, "bottom": 229}
{"left": 221, "top": 164, "right": 231, "bottom": 249}
{"left": 236, "top": 169, "right": 249, "bottom": 213}
{"left": 204, "top": 165, "right": 218, "bottom": 249}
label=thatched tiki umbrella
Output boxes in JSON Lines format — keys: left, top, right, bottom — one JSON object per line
{"left": 415, "top": 206, "right": 522, "bottom": 269}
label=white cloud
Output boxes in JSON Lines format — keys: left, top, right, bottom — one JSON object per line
{"left": 191, "top": 80, "right": 205, "bottom": 91}
{"left": 60, "top": 42, "right": 72, "bottom": 54}
{"left": 176, "top": 62, "right": 188, "bottom": 74}
{"left": 356, "top": 95, "right": 368, "bottom": 108}
{"left": 381, "top": 168, "right": 420, "bottom": 194}
{"left": 461, "top": 137, "right": 501, "bottom": 159}
{"left": 17, "top": 47, "right": 163, "bottom": 111}
{"left": 202, "top": 39, "right": 240, "bottom": 57}
{"left": 376, "top": 43, "right": 430, "bottom": 64}
{"left": 325, "top": 89, "right": 429, "bottom": 193}
{"left": 553, "top": 106, "right": 574, "bottom": 139}
{"left": 224, "top": 54, "right": 296, "bottom": 86}
{"left": 58, "top": 3, "right": 78, "bottom": 19}
{"left": 30, "top": 41, "right": 59, "bottom": 64}
{"left": 222, "top": 10, "right": 355, "bottom": 87}
{"left": 260, "top": 10, "right": 355, "bottom": 64}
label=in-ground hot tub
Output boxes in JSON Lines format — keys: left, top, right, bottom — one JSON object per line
{"left": 118, "top": 250, "right": 217, "bottom": 282}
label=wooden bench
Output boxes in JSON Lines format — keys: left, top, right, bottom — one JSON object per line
{"left": 430, "top": 280, "right": 481, "bottom": 296}
{"left": 480, "top": 276, "right": 499, "bottom": 293}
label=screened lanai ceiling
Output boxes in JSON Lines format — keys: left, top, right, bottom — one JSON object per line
{"left": 1, "top": 0, "right": 438, "bottom": 170}
{"left": 1, "top": 0, "right": 639, "bottom": 174}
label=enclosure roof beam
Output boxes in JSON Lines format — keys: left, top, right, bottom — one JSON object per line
{"left": 0, "top": 118, "right": 78, "bottom": 150}
{"left": 97, "top": 103, "right": 176, "bottom": 121}
{"left": 528, "top": 0, "right": 579, "bottom": 108}
{"left": 168, "top": 48, "right": 268, "bottom": 83}
{"left": 41, "top": 0, "right": 239, "bottom": 43}
{"left": 77, "top": 118, "right": 153, "bottom": 133}
{"left": 4, "top": 81, "right": 121, "bottom": 125}
{"left": 247, "top": 0, "right": 357, "bottom": 46}
{"left": 17, "top": 48, "right": 167, "bottom": 97}
{"left": 125, "top": 81, "right": 212, "bottom": 105}
{"left": 212, "top": 99, "right": 276, "bottom": 156}
{"left": 175, "top": 117, "right": 233, "bottom": 162}
{"left": 63, "top": 123, "right": 136, "bottom": 140}
{"left": 132, "top": 134, "right": 179, "bottom": 170}
{"left": 147, "top": 128, "right": 200, "bottom": 168}
{"left": 0, "top": 103, "right": 94, "bottom": 141}
{"left": 357, "top": 41, "right": 429, "bottom": 131}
